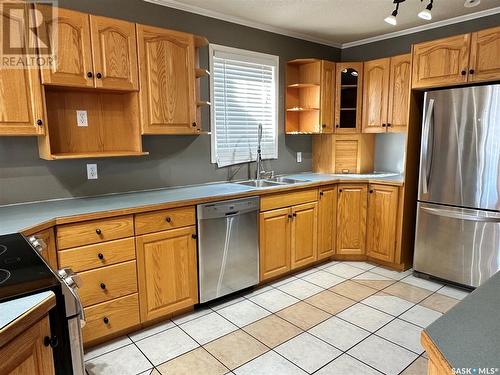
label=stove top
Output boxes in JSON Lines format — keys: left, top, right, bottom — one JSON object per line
{"left": 0, "top": 233, "right": 59, "bottom": 301}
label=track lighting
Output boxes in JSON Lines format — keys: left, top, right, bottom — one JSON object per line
{"left": 384, "top": 0, "right": 404, "bottom": 26}
{"left": 418, "top": 0, "right": 433, "bottom": 20}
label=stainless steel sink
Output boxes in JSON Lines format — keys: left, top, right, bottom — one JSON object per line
{"left": 236, "top": 180, "right": 283, "bottom": 188}
{"left": 266, "top": 176, "right": 309, "bottom": 184}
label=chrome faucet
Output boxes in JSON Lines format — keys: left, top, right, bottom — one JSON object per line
{"left": 255, "top": 123, "right": 274, "bottom": 180}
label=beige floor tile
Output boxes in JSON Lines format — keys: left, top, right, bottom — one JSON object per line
{"left": 276, "top": 302, "right": 331, "bottom": 330}
{"left": 330, "top": 280, "right": 378, "bottom": 301}
{"left": 384, "top": 282, "right": 433, "bottom": 303}
{"left": 157, "top": 347, "right": 228, "bottom": 375}
{"left": 304, "top": 290, "right": 355, "bottom": 314}
{"left": 353, "top": 279, "right": 395, "bottom": 290}
{"left": 401, "top": 356, "right": 428, "bottom": 375}
{"left": 243, "top": 315, "right": 302, "bottom": 348}
{"left": 419, "top": 293, "right": 459, "bottom": 313}
{"left": 204, "top": 330, "right": 268, "bottom": 370}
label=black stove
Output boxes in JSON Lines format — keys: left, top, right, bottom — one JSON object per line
{"left": 0, "top": 233, "right": 60, "bottom": 301}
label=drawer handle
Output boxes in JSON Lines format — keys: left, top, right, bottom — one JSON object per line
{"left": 100, "top": 283, "right": 106, "bottom": 290}
{"left": 97, "top": 253, "right": 104, "bottom": 260}
{"left": 96, "top": 228, "right": 102, "bottom": 235}
{"left": 103, "top": 317, "right": 109, "bottom": 324}
{"left": 165, "top": 216, "right": 172, "bottom": 223}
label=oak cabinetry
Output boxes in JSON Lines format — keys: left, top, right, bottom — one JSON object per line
{"left": 362, "top": 54, "right": 410, "bottom": 133}
{"left": 0, "top": 4, "right": 45, "bottom": 136}
{"left": 0, "top": 316, "right": 55, "bottom": 375}
{"left": 317, "top": 186, "right": 336, "bottom": 260}
{"left": 31, "top": 228, "right": 58, "bottom": 270}
{"left": 135, "top": 206, "right": 196, "bottom": 235}
{"left": 336, "top": 184, "right": 367, "bottom": 255}
{"left": 137, "top": 25, "right": 198, "bottom": 135}
{"left": 290, "top": 202, "right": 318, "bottom": 270}
{"left": 334, "top": 62, "right": 363, "bottom": 133}
{"left": 136, "top": 225, "right": 198, "bottom": 322}
{"left": 469, "top": 26, "right": 500, "bottom": 83}
{"left": 366, "top": 184, "right": 399, "bottom": 263}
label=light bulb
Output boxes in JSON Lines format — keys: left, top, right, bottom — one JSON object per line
{"left": 418, "top": 9, "right": 432, "bottom": 20}
{"left": 384, "top": 15, "right": 397, "bottom": 25}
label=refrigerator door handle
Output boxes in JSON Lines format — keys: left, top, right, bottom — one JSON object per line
{"left": 421, "top": 98, "right": 435, "bottom": 195}
{"left": 421, "top": 206, "right": 500, "bottom": 222}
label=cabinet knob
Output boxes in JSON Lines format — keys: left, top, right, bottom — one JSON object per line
{"left": 387, "top": 123, "right": 392, "bottom": 127}
{"left": 382, "top": 123, "right": 386, "bottom": 127}
{"left": 100, "top": 282, "right": 106, "bottom": 290}
{"left": 96, "top": 72, "right": 102, "bottom": 79}
{"left": 96, "top": 228, "right": 102, "bottom": 235}
{"left": 97, "top": 252, "right": 104, "bottom": 260}
{"left": 339, "top": 189, "right": 343, "bottom": 192}
{"left": 335, "top": 124, "right": 339, "bottom": 128}
{"left": 103, "top": 317, "right": 109, "bottom": 324}
{"left": 288, "top": 214, "right": 292, "bottom": 219}
{"left": 192, "top": 122, "right": 197, "bottom": 127}
{"left": 43, "top": 335, "right": 58, "bottom": 348}
{"left": 165, "top": 216, "right": 172, "bottom": 223}
{"left": 319, "top": 191, "right": 324, "bottom": 196}
{"left": 322, "top": 124, "right": 326, "bottom": 128}
{"left": 369, "top": 189, "right": 374, "bottom": 193}
{"left": 36, "top": 119, "right": 43, "bottom": 126}
{"left": 469, "top": 69, "right": 475, "bottom": 74}
{"left": 192, "top": 234, "right": 198, "bottom": 239}
{"left": 292, "top": 213, "right": 297, "bottom": 217}
{"left": 461, "top": 70, "right": 467, "bottom": 76}
{"left": 87, "top": 72, "right": 93, "bottom": 78}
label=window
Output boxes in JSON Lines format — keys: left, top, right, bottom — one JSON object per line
{"left": 210, "top": 44, "right": 278, "bottom": 167}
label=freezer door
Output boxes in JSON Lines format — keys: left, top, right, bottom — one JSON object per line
{"left": 414, "top": 202, "right": 500, "bottom": 287}
{"left": 419, "top": 85, "right": 500, "bottom": 211}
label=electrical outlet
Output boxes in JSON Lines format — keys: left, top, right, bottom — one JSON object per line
{"left": 87, "top": 164, "right": 98, "bottom": 180}
{"left": 296, "top": 152, "right": 302, "bottom": 163}
{"left": 77, "top": 110, "right": 88, "bottom": 127}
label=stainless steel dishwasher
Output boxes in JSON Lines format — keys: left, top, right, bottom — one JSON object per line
{"left": 197, "top": 196, "right": 259, "bottom": 303}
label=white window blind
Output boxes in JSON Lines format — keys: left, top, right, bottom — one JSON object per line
{"left": 210, "top": 44, "right": 278, "bottom": 167}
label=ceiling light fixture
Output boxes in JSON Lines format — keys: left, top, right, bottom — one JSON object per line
{"left": 418, "top": 0, "right": 433, "bottom": 20}
{"left": 384, "top": 0, "right": 405, "bottom": 26}
{"left": 464, "top": 0, "right": 480, "bottom": 8}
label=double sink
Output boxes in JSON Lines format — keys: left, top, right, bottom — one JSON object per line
{"left": 235, "top": 176, "right": 310, "bottom": 188}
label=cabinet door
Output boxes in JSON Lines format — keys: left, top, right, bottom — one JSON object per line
{"left": 469, "top": 26, "right": 500, "bottom": 83}
{"left": 136, "top": 226, "right": 198, "bottom": 322}
{"left": 362, "top": 58, "right": 390, "bottom": 133}
{"left": 137, "top": 25, "right": 197, "bottom": 134}
{"left": 317, "top": 187, "right": 336, "bottom": 260}
{"left": 320, "top": 61, "right": 335, "bottom": 134}
{"left": 37, "top": 6, "right": 94, "bottom": 88}
{"left": 367, "top": 185, "right": 399, "bottom": 263}
{"left": 291, "top": 202, "right": 318, "bottom": 269}
{"left": 90, "top": 16, "right": 138, "bottom": 90}
{"left": 412, "top": 34, "right": 470, "bottom": 89}
{"left": 259, "top": 208, "right": 291, "bottom": 281}
{"left": 387, "top": 54, "right": 411, "bottom": 133}
{"left": 0, "top": 316, "right": 54, "bottom": 375}
{"left": 336, "top": 184, "right": 367, "bottom": 255}
{"left": 0, "top": 4, "right": 45, "bottom": 135}
{"left": 334, "top": 62, "right": 363, "bottom": 134}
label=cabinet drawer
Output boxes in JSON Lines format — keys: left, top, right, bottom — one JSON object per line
{"left": 83, "top": 293, "right": 140, "bottom": 345}
{"left": 261, "top": 189, "right": 318, "bottom": 211}
{"left": 58, "top": 237, "right": 136, "bottom": 272}
{"left": 57, "top": 215, "right": 134, "bottom": 250}
{"left": 78, "top": 261, "right": 137, "bottom": 307}
{"left": 135, "top": 206, "right": 195, "bottom": 235}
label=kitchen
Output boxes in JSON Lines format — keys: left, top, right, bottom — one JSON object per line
{"left": 0, "top": 0, "right": 499, "bottom": 374}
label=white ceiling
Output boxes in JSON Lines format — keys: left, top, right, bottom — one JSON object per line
{"left": 146, "top": 0, "right": 500, "bottom": 47}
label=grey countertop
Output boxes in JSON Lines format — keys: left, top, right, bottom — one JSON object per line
{"left": 0, "top": 291, "right": 55, "bottom": 330}
{"left": 425, "top": 271, "right": 500, "bottom": 370}
{"left": 0, "top": 172, "right": 403, "bottom": 235}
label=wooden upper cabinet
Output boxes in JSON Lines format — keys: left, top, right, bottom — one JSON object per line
{"left": 469, "top": 26, "right": 500, "bottom": 83}
{"left": 0, "top": 4, "right": 45, "bottom": 136}
{"left": 387, "top": 54, "right": 411, "bottom": 132}
{"left": 320, "top": 61, "right": 335, "bottom": 134}
{"left": 259, "top": 207, "right": 291, "bottom": 281}
{"left": 136, "top": 226, "right": 198, "bottom": 322}
{"left": 336, "top": 184, "right": 367, "bottom": 255}
{"left": 334, "top": 62, "right": 363, "bottom": 133}
{"left": 412, "top": 34, "right": 470, "bottom": 89}
{"left": 37, "top": 6, "right": 94, "bottom": 88}
{"left": 90, "top": 16, "right": 138, "bottom": 90}
{"left": 367, "top": 184, "right": 399, "bottom": 263}
{"left": 317, "top": 187, "right": 336, "bottom": 260}
{"left": 137, "top": 25, "right": 197, "bottom": 135}
{"left": 290, "top": 202, "right": 318, "bottom": 270}
{"left": 362, "top": 58, "right": 390, "bottom": 133}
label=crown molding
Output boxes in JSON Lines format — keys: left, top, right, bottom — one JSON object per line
{"left": 144, "top": 0, "right": 500, "bottom": 49}
{"left": 144, "top": 0, "right": 342, "bottom": 48}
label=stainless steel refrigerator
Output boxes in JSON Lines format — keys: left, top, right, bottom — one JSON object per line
{"left": 414, "top": 84, "right": 500, "bottom": 288}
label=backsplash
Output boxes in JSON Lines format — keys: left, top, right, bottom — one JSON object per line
{"left": 374, "top": 133, "right": 407, "bottom": 174}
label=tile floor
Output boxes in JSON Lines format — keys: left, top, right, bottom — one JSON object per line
{"left": 84, "top": 261, "right": 470, "bottom": 375}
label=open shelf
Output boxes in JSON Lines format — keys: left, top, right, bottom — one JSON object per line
{"left": 286, "top": 107, "right": 319, "bottom": 112}
{"left": 340, "top": 108, "right": 357, "bottom": 111}
{"left": 51, "top": 151, "right": 149, "bottom": 160}
{"left": 287, "top": 83, "right": 320, "bottom": 88}
{"left": 341, "top": 85, "right": 358, "bottom": 88}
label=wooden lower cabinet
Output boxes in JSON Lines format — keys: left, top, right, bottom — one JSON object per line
{"left": 317, "top": 187, "right": 336, "bottom": 260}
{"left": 136, "top": 226, "right": 198, "bottom": 322}
{"left": 290, "top": 202, "right": 318, "bottom": 270}
{"left": 259, "top": 208, "right": 291, "bottom": 281}
{"left": 0, "top": 316, "right": 55, "bottom": 375}
{"left": 336, "top": 184, "right": 368, "bottom": 255}
{"left": 367, "top": 184, "right": 399, "bottom": 263}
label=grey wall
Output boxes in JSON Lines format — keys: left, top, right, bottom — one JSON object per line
{"left": 374, "top": 133, "right": 407, "bottom": 174}
{"left": 0, "top": 0, "right": 340, "bottom": 205}
{"left": 342, "top": 13, "right": 500, "bottom": 61}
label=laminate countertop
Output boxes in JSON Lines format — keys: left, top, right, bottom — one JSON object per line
{"left": 0, "top": 172, "right": 403, "bottom": 235}
{"left": 425, "top": 271, "right": 500, "bottom": 370}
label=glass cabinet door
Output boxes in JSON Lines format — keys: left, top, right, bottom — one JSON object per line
{"left": 335, "top": 62, "right": 363, "bottom": 133}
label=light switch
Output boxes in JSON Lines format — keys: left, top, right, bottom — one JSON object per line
{"left": 297, "top": 152, "right": 302, "bottom": 163}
